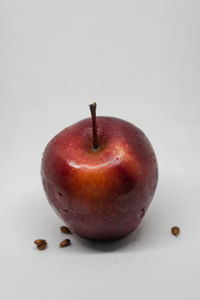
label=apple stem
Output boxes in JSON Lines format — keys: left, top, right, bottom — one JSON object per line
{"left": 89, "top": 102, "right": 99, "bottom": 150}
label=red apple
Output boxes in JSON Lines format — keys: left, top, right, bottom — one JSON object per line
{"left": 41, "top": 104, "right": 158, "bottom": 240}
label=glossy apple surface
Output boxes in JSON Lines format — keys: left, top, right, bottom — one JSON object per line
{"left": 41, "top": 117, "right": 158, "bottom": 240}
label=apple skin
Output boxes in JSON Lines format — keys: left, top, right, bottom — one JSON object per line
{"left": 41, "top": 117, "right": 158, "bottom": 240}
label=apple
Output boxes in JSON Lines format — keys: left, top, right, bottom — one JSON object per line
{"left": 41, "top": 103, "right": 158, "bottom": 240}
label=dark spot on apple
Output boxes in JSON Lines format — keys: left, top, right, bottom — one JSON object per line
{"left": 61, "top": 208, "right": 69, "bottom": 214}
{"left": 58, "top": 192, "right": 63, "bottom": 197}
{"left": 140, "top": 207, "right": 145, "bottom": 218}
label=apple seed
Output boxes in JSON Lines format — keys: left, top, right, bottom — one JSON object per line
{"left": 59, "top": 239, "right": 71, "bottom": 248}
{"left": 60, "top": 226, "right": 71, "bottom": 234}
{"left": 34, "top": 239, "right": 46, "bottom": 246}
{"left": 37, "top": 243, "right": 47, "bottom": 250}
{"left": 171, "top": 226, "right": 180, "bottom": 236}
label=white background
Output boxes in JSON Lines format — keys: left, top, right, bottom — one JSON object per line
{"left": 1, "top": 1, "right": 200, "bottom": 299}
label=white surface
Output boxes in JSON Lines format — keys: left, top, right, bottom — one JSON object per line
{"left": 1, "top": 1, "right": 200, "bottom": 299}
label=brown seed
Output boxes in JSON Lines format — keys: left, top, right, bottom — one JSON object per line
{"left": 37, "top": 243, "right": 47, "bottom": 250}
{"left": 60, "top": 226, "right": 71, "bottom": 234}
{"left": 59, "top": 239, "right": 71, "bottom": 248}
{"left": 34, "top": 239, "right": 46, "bottom": 246}
{"left": 171, "top": 226, "right": 180, "bottom": 236}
